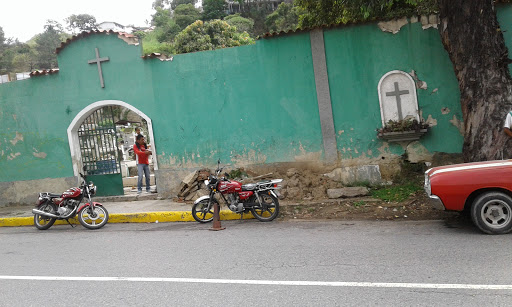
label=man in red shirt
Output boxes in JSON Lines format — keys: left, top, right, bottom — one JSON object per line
{"left": 133, "top": 134, "right": 152, "bottom": 194}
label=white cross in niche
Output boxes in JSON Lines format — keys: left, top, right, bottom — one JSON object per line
{"left": 88, "top": 48, "right": 109, "bottom": 88}
{"left": 378, "top": 70, "right": 419, "bottom": 126}
{"left": 385, "top": 82, "right": 410, "bottom": 121}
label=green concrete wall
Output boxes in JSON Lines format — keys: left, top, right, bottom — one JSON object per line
{"left": 324, "top": 22, "right": 463, "bottom": 160}
{"left": 149, "top": 33, "right": 322, "bottom": 168}
{"left": 23, "top": 5, "right": 512, "bottom": 184}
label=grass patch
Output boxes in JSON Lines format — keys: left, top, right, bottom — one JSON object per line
{"left": 353, "top": 201, "right": 365, "bottom": 208}
{"left": 141, "top": 30, "right": 175, "bottom": 55}
{"left": 370, "top": 183, "right": 422, "bottom": 202}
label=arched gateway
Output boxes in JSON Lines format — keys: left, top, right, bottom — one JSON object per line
{"left": 67, "top": 100, "right": 157, "bottom": 196}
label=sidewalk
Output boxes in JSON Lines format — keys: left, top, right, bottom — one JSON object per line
{"left": 0, "top": 191, "right": 253, "bottom": 227}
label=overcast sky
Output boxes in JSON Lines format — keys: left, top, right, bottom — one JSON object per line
{"left": 1, "top": 0, "right": 157, "bottom": 42}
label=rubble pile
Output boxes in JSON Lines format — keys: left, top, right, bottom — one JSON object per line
{"left": 177, "top": 169, "right": 211, "bottom": 201}
{"left": 176, "top": 167, "right": 379, "bottom": 202}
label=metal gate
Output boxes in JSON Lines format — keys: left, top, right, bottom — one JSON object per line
{"left": 78, "top": 106, "right": 124, "bottom": 196}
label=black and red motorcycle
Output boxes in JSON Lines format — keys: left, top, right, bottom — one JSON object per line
{"left": 32, "top": 167, "right": 109, "bottom": 230}
{"left": 192, "top": 160, "right": 282, "bottom": 223}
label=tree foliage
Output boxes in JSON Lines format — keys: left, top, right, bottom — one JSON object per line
{"left": 295, "top": 0, "right": 438, "bottom": 27}
{"left": 65, "top": 14, "right": 97, "bottom": 34}
{"left": 224, "top": 14, "right": 254, "bottom": 34}
{"left": 174, "top": 4, "right": 202, "bottom": 29}
{"left": 152, "top": 7, "right": 173, "bottom": 27}
{"left": 171, "top": 0, "right": 197, "bottom": 10}
{"left": 174, "top": 20, "right": 254, "bottom": 54}
{"left": 35, "top": 20, "right": 64, "bottom": 69}
{"left": 202, "top": 0, "right": 227, "bottom": 21}
{"left": 265, "top": 2, "right": 300, "bottom": 32}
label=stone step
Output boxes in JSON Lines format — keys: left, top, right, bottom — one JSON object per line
{"left": 122, "top": 174, "right": 156, "bottom": 187}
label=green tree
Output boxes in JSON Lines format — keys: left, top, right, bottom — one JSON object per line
{"left": 174, "top": 3, "right": 201, "bottom": 29}
{"left": 202, "top": 0, "right": 227, "bottom": 21}
{"left": 0, "top": 26, "right": 5, "bottom": 53}
{"left": 34, "top": 20, "right": 64, "bottom": 69}
{"left": 295, "top": 0, "right": 436, "bottom": 28}
{"left": 294, "top": 0, "right": 512, "bottom": 162}
{"left": 152, "top": 7, "right": 173, "bottom": 27}
{"left": 224, "top": 14, "right": 254, "bottom": 34}
{"left": 0, "top": 27, "right": 17, "bottom": 74}
{"left": 157, "top": 20, "right": 182, "bottom": 42}
{"left": 174, "top": 19, "right": 254, "bottom": 54}
{"left": 65, "top": 14, "right": 97, "bottom": 34}
{"left": 171, "top": 0, "right": 197, "bottom": 10}
{"left": 10, "top": 42, "right": 36, "bottom": 72}
{"left": 265, "top": 2, "right": 300, "bottom": 32}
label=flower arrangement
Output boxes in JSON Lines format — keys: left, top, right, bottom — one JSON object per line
{"left": 377, "top": 119, "right": 429, "bottom": 142}
{"left": 377, "top": 119, "right": 429, "bottom": 134}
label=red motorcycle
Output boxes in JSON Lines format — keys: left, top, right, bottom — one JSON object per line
{"left": 192, "top": 160, "right": 282, "bottom": 223}
{"left": 32, "top": 167, "right": 109, "bottom": 230}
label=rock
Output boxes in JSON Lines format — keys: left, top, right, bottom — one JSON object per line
{"left": 182, "top": 171, "right": 198, "bottom": 185}
{"left": 312, "top": 186, "right": 326, "bottom": 199}
{"left": 287, "top": 177, "right": 300, "bottom": 188}
{"left": 327, "top": 187, "right": 369, "bottom": 199}
{"left": 286, "top": 168, "right": 299, "bottom": 177}
{"left": 302, "top": 176, "right": 313, "bottom": 187}
{"left": 406, "top": 141, "right": 433, "bottom": 163}
{"left": 286, "top": 187, "right": 303, "bottom": 199}
{"left": 324, "top": 165, "right": 382, "bottom": 185}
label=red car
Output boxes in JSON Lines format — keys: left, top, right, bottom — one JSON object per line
{"left": 424, "top": 160, "right": 512, "bottom": 234}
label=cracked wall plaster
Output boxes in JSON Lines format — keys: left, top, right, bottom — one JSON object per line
{"left": 421, "top": 15, "right": 439, "bottom": 30}
{"left": 425, "top": 115, "right": 437, "bottom": 126}
{"left": 378, "top": 17, "right": 408, "bottom": 34}
{"left": 7, "top": 152, "right": 21, "bottom": 160}
{"left": 449, "top": 115, "right": 464, "bottom": 135}
{"left": 33, "top": 151, "right": 47, "bottom": 159}
{"left": 9, "top": 132, "right": 23, "bottom": 145}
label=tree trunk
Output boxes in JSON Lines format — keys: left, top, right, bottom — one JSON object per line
{"left": 439, "top": 0, "right": 512, "bottom": 162}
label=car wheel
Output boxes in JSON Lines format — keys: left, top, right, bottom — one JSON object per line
{"left": 470, "top": 192, "right": 512, "bottom": 235}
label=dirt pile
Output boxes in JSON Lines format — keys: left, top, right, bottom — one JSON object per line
{"left": 279, "top": 192, "right": 456, "bottom": 221}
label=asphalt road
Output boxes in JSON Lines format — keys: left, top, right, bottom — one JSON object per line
{"left": 1, "top": 218, "right": 512, "bottom": 306}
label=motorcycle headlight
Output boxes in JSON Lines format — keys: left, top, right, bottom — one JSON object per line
{"left": 204, "top": 180, "right": 210, "bottom": 185}
{"left": 89, "top": 182, "right": 97, "bottom": 195}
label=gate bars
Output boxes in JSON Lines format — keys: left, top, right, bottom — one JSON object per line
{"left": 78, "top": 106, "right": 121, "bottom": 175}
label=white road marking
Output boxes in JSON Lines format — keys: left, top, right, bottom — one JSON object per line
{"left": 0, "top": 276, "right": 511, "bottom": 290}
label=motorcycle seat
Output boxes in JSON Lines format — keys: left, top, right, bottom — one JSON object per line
{"left": 49, "top": 193, "right": 62, "bottom": 198}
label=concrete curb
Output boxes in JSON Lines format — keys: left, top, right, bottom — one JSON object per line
{"left": 0, "top": 210, "right": 255, "bottom": 227}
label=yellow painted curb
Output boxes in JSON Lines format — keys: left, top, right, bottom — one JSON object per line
{"left": 0, "top": 210, "right": 255, "bottom": 227}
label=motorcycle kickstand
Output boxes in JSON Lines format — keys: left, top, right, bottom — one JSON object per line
{"left": 65, "top": 219, "right": 76, "bottom": 228}
{"left": 239, "top": 212, "right": 244, "bottom": 222}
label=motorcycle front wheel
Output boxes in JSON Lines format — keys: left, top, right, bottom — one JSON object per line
{"left": 192, "top": 199, "right": 216, "bottom": 223}
{"left": 252, "top": 193, "right": 280, "bottom": 222}
{"left": 78, "top": 206, "right": 109, "bottom": 230}
{"left": 34, "top": 201, "right": 57, "bottom": 230}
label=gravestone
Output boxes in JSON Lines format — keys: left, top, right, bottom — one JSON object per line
{"left": 378, "top": 70, "right": 419, "bottom": 126}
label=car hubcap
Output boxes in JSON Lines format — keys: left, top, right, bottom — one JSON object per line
{"left": 481, "top": 200, "right": 511, "bottom": 228}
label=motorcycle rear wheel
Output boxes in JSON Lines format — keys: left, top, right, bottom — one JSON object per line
{"left": 34, "top": 201, "right": 57, "bottom": 230}
{"left": 192, "top": 199, "right": 216, "bottom": 223}
{"left": 252, "top": 193, "right": 279, "bottom": 222}
{"left": 78, "top": 206, "right": 109, "bottom": 230}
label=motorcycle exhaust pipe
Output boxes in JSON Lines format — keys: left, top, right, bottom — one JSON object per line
{"left": 32, "top": 209, "right": 59, "bottom": 219}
